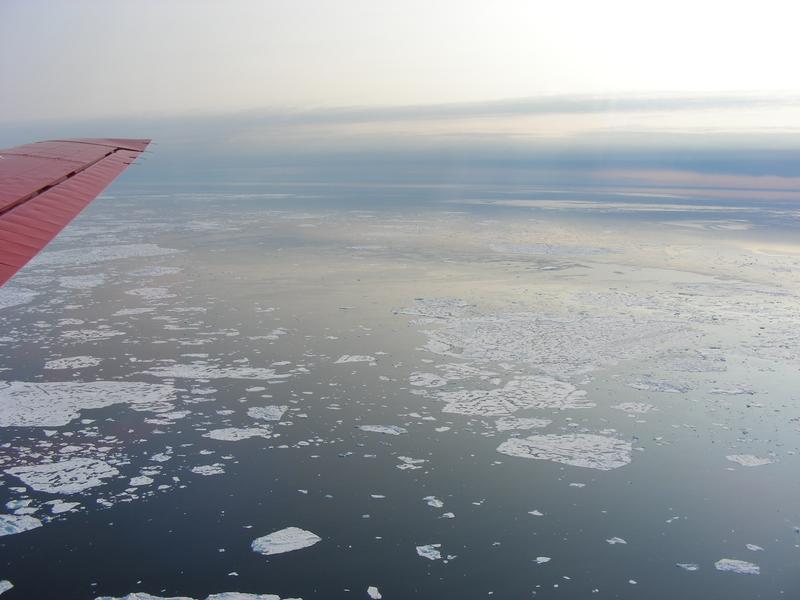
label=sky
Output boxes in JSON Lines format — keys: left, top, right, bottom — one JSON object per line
{"left": 1, "top": 0, "right": 800, "bottom": 188}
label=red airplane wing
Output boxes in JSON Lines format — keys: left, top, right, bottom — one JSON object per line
{"left": 0, "top": 138, "right": 150, "bottom": 286}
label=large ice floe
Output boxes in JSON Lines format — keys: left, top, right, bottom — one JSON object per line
{"left": 404, "top": 299, "right": 684, "bottom": 378}
{"left": 497, "top": 434, "right": 632, "bottom": 470}
{"left": 0, "top": 381, "right": 177, "bottom": 427}
{"left": 247, "top": 405, "right": 288, "bottom": 421}
{"left": 725, "top": 454, "right": 775, "bottom": 467}
{"left": 5, "top": 458, "right": 119, "bottom": 494}
{"left": 43, "top": 356, "right": 103, "bottom": 370}
{"left": 0, "top": 514, "right": 42, "bottom": 537}
{"left": 251, "top": 527, "right": 322, "bottom": 556}
{"left": 0, "top": 286, "right": 38, "bottom": 311}
{"left": 437, "top": 376, "right": 591, "bottom": 416}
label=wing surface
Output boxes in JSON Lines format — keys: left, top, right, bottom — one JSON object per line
{"left": 0, "top": 138, "right": 150, "bottom": 286}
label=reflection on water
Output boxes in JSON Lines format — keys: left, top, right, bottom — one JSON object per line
{"left": 0, "top": 184, "right": 799, "bottom": 599}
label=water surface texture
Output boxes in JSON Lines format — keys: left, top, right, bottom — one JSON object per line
{"left": 1, "top": 184, "right": 799, "bottom": 599}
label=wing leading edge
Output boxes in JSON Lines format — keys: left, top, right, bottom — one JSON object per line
{"left": 0, "top": 138, "right": 150, "bottom": 286}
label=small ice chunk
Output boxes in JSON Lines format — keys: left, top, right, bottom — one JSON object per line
{"left": 367, "top": 586, "right": 382, "bottom": 599}
{"left": 358, "top": 425, "right": 407, "bottom": 435}
{"left": 534, "top": 557, "right": 551, "bottom": 564}
{"left": 528, "top": 510, "right": 543, "bottom": 516}
{"left": 606, "top": 537, "right": 627, "bottom": 545}
{"left": 423, "top": 496, "right": 444, "bottom": 508}
{"left": 416, "top": 544, "right": 442, "bottom": 560}
{"left": 676, "top": 563, "right": 700, "bottom": 572}
{"left": 247, "top": 406, "right": 288, "bottom": 422}
{"left": 0, "top": 514, "right": 42, "bottom": 537}
{"left": 714, "top": 558, "right": 760, "bottom": 575}
{"left": 204, "top": 427, "right": 272, "bottom": 441}
{"left": 129, "top": 476, "right": 154, "bottom": 487}
{"left": 191, "top": 465, "right": 225, "bottom": 476}
{"left": 745, "top": 544, "right": 764, "bottom": 552}
{"left": 0, "top": 581, "right": 12, "bottom": 595}
{"left": 726, "top": 455, "right": 775, "bottom": 467}
{"left": 251, "top": 527, "right": 322, "bottom": 555}
{"left": 334, "top": 355, "right": 375, "bottom": 364}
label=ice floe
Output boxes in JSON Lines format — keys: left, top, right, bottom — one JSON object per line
{"left": 714, "top": 558, "right": 760, "bottom": 575}
{"left": 497, "top": 434, "right": 632, "bottom": 470}
{"left": 358, "top": 425, "right": 407, "bottom": 435}
{"left": 423, "top": 496, "right": 444, "bottom": 508}
{"left": 0, "top": 514, "right": 42, "bottom": 537}
{"left": 495, "top": 416, "right": 551, "bottom": 431}
{"left": 534, "top": 557, "right": 551, "bottom": 564}
{"left": 726, "top": 455, "right": 775, "bottom": 467}
{"left": 438, "top": 377, "right": 590, "bottom": 417}
{"left": 366, "top": 586, "right": 382, "bottom": 599}
{"left": 0, "top": 381, "right": 176, "bottom": 427}
{"left": 676, "top": 563, "right": 700, "bottom": 571}
{"left": 611, "top": 402, "right": 655, "bottom": 414}
{"left": 247, "top": 406, "right": 288, "bottom": 421}
{"left": 191, "top": 465, "right": 225, "bottom": 476}
{"left": 334, "top": 355, "right": 375, "bottom": 364}
{"left": 0, "top": 287, "right": 38, "bottom": 311}
{"left": 416, "top": 544, "right": 442, "bottom": 560}
{"left": 251, "top": 527, "right": 321, "bottom": 556}
{"left": 44, "top": 356, "right": 102, "bottom": 370}
{"left": 204, "top": 427, "right": 273, "bottom": 442}
{"left": 6, "top": 458, "right": 119, "bottom": 494}
{"left": 144, "top": 364, "right": 290, "bottom": 381}
{"left": 0, "top": 581, "right": 12, "bottom": 595}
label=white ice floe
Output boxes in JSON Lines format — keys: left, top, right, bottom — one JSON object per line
{"left": 534, "top": 557, "right": 551, "bottom": 564}
{"left": 129, "top": 476, "right": 154, "bottom": 487}
{"left": 6, "top": 458, "right": 119, "bottom": 494}
{"left": 411, "top": 307, "right": 684, "bottom": 378}
{"left": 32, "top": 244, "right": 179, "bottom": 267}
{"left": 358, "top": 425, "right": 407, "bottom": 435}
{"left": 334, "top": 355, "right": 375, "bottom": 364}
{"left": 0, "top": 514, "right": 42, "bottom": 537}
{"left": 495, "top": 417, "right": 551, "bottom": 431}
{"left": 0, "top": 381, "right": 176, "bottom": 427}
{"left": 251, "top": 527, "right": 322, "bottom": 556}
{"left": 606, "top": 537, "right": 627, "bottom": 545}
{"left": 676, "top": 563, "right": 700, "bottom": 571}
{"left": 611, "top": 402, "right": 655, "bottom": 414}
{"left": 746, "top": 544, "right": 764, "bottom": 552}
{"left": 191, "top": 465, "right": 225, "bottom": 476}
{"left": 528, "top": 510, "right": 543, "bottom": 516}
{"left": 129, "top": 266, "right": 182, "bottom": 277}
{"left": 726, "top": 455, "right": 775, "bottom": 467}
{"left": 60, "top": 329, "right": 125, "bottom": 343}
{"left": 0, "top": 581, "right": 12, "bottom": 595}
{"left": 366, "top": 586, "right": 382, "bottom": 599}
{"left": 44, "top": 356, "right": 102, "bottom": 370}
{"left": 497, "top": 434, "right": 632, "bottom": 471}
{"left": 438, "top": 376, "right": 591, "bottom": 417}
{"left": 59, "top": 274, "right": 106, "bottom": 289}
{"left": 48, "top": 500, "right": 81, "bottom": 514}
{"left": 144, "top": 364, "right": 290, "bottom": 381}
{"left": 113, "top": 308, "right": 157, "bottom": 316}
{"left": 416, "top": 544, "right": 442, "bottom": 560}
{"left": 423, "top": 496, "right": 444, "bottom": 508}
{"left": 396, "top": 456, "right": 426, "bottom": 470}
{"left": 409, "top": 373, "right": 447, "bottom": 388}
{"left": 95, "top": 593, "right": 299, "bottom": 600}
{"left": 247, "top": 406, "right": 288, "bottom": 421}
{"left": 204, "top": 427, "right": 273, "bottom": 442}
{"left": 0, "top": 287, "right": 38, "bottom": 311}
{"left": 714, "top": 558, "right": 760, "bottom": 575}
